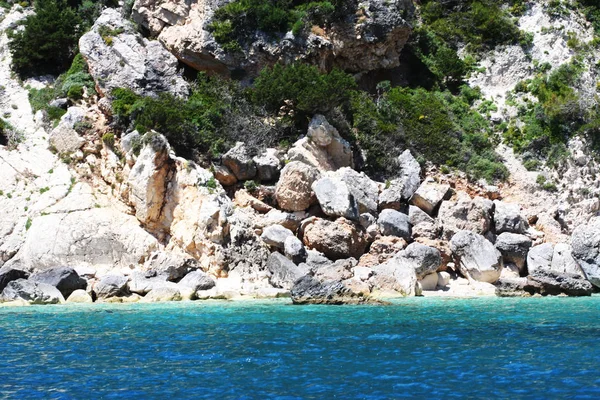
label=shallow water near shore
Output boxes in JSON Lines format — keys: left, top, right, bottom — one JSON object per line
{"left": 1, "top": 297, "right": 600, "bottom": 399}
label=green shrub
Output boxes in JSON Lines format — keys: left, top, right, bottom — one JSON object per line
{"left": 102, "top": 133, "right": 115, "bottom": 147}
{"left": 209, "top": 0, "right": 339, "bottom": 50}
{"left": 251, "top": 63, "right": 356, "bottom": 114}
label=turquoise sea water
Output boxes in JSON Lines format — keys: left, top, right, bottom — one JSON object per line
{"left": 1, "top": 297, "right": 600, "bottom": 399}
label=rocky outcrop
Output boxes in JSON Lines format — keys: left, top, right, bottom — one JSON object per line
{"left": 29, "top": 267, "right": 87, "bottom": 299}
{"left": 379, "top": 150, "right": 421, "bottom": 210}
{"left": 290, "top": 275, "right": 374, "bottom": 305}
{"left": 302, "top": 218, "right": 367, "bottom": 260}
{"left": 528, "top": 270, "right": 593, "bottom": 297}
{"left": 0, "top": 266, "right": 28, "bottom": 292}
{"left": 450, "top": 231, "right": 503, "bottom": 283}
{"left": 79, "top": 8, "right": 188, "bottom": 97}
{"left": 572, "top": 217, "right": 600, "bottom": 288}
{"left": 266, "top": 252, "right": 309, "bottom": 290}
{"left": 127, "top": 133, "right": 172, "bottom": 228}
{"left": 1, "top": 279, "right": 64, "bottom": 304}
{"left": 275, "top": 161, "right": 319, "bottom": 211}
{"left": 132, "top": 0, "right": 415, "bottom": 77}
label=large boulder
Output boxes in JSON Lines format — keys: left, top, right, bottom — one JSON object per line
{"left": 494, "top": 201, "right": 528, "bottom": 234}
{"left": 333, "top": 168, "right": 379, "bottom": 215}
{"left": 494, "top": 233, "right": 532, "bottom": 273}
{"left": 178, "top": 270, "right": 216, "bottom": 292}
{"left": 450, "top": 231, "right": 503, "bottom": 283}
{"left": 49, "top": 108, "right": 86, "bottom": 156}
{"left": 266, "top": 252, "right": 310, "bottom": 290}
{"left": 94, "top": 275, "right": 129, "bottom": 299}
{"left": 132, "top": 0, "right": 414, "bottom": 78}
{"left": 79, "top": 8, "right": 188, "bottom": 97}
{"left": 1, "top": 279, "right": 64, "bottom": 304}
{"left": 3, "top": 209, "right": 158, "bottom": 271}
{"left": 0, "top": 265, "right": 28, "bottom": 292}
{"left": 275, "top": 161, "right": 320, "bottom": 211}
{"left": 143, "top": 251, "right": 198, "bottom": 281}
{"left": 528, "top": 270, "right": 593, "bottom": 297}
{"left": 261, "top": 225, "right": 294, "bottom": 249}
{"left": 572, "top": 217, "right": 600, "bottom": 288}
{"left": 142, "top": 287, "right": 182, "bottom": 302}
{"left": 527, "top": 243, "right": 554, "bottom": 275}
{"left": 290, "top": 275, "right": 373, "bottom": 305}
{"left": 66, "top": 289, "right": 94, "bottom": 303}
{"left": 377, "top": 209, "right": 411, "bottom": 239}
{"left": 302, "top": 218, "right": 367, "bottom": 260}
{"left": 379, "top": 150, "right": 421, "bottom": 210}
{"left": 312, "top": 176, "right": 359, "bottom": 220}
{"left": 410, "top": 178, "right": 451, "bottom": 216}
{"left": 398, "top": 243, "right": 442, "bottom": 279}
{"left": 551, "top": 243, "right": 584, "bottom": 277}
{"left": 222, "top": 142, "right": 257, "bottom": 181}
{"left": 369, "top": 257, "right": 420, "bottom": 297}
{"left": 29, "top": 267, "right": 87, "bottom": 299}
{"left": 438, "top": 193, "right": 493, "bottom": 240}
{"left": 253, "top": 148, "right": 283, "bottom": 182}
{"left": 127, "top": 133, "right": 172, "bottom": 228}
{"left": 358, "top": 236, "right": 407, "bottom": 267}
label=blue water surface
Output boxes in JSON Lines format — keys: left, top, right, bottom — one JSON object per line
{"left": 1, "top": 297, "right": 600, "bottom": 399}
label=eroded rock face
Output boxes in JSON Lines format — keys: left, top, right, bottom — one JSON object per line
{"left": 132, "top": 0, "right": 415, "bottom": 77}
{"left": 127, "top": 134, "right": 172, "bottom": 228}
{"left": 79, "top": 8, "right": 188, "bottom": 97}
{"left": 572, "top": 217, "right": 600, "bottom": 288}
{"left": 494, "top": 233, "right": 532, "bottom": 273}
{"left": 267, "top": 252, "right": 309, "bottom": 290}
{"left": 275, "top": 161, "right": 320, "bottom": 212}
{"left": 450, "top": 231, "right": 503, "bottom": 283}
{"left": 30, "top": 267, "right": 87, "bottom": 299}
{"left": 302, "top": 218, "right": 367, "bottom": 260}
{"left": 0, "top": 266, "right": 28, "bottom": 292}
{"left": 290, "top": 275, "right": 373, "bottom": 305}
{"left": 528, "top": 270, "right": 593, "bottom": 297}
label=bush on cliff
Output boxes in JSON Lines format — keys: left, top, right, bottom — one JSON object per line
{"left": 9, "top": 0, "right": 116, "bottom": 77}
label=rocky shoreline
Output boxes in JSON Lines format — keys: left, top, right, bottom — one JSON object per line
{"left": 2, "top": 3, "right": 600, "bottom": 306}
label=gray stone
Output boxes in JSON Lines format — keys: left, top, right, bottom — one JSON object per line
{"left": 314, "top": 258, "right": 356, "bottom": 282}
{"left": 1, "top": 279, "right": 64, "bottom": 304}
{"left": 0, "top": 265, "right": 28, "bottom": 292}
{"left": 369, "top": 257, "right": 420, "bottom": 296}
{"left": 266, "top": 252, "right": 310, "bottom": 290}
{"left": 379, "top": 150, "right": 421, "bottom": 210}
{"left": 409, "top": 205, "right": 434, "bottom": 227}
{"left": 410, "top": 178, "right": 451, "bottom": 215}
{"left": 253, "top": 148, "right": 282, "bottom": 182}
{"left": 359, "top": 213, "right": 377, "bottom": 230}
{"left": 528, "top": 270, "right": 593, "bottom": 297}
{"left": 79, "top": 8, "right": 188, "bottom": 98}
{"left": 399, "top": 242, "right": 442, "bottom": 279}
{"left": 66, "top": 289, "right": 93, "bottom": 303}
{"left": 334, "top": 168, "right": 379, "bottom": 215}
{"left": 450, "top": 231, "right": 503, "bottom": 283}
{"left": 312, "top": 177, "right": 359, "bottom": 220}
{"left": 494, "top": 233, "right": 532, "bottom": 272}
{"left": 527, "top": 243, "right": 554, "bottom": 275}
{"left": 128, "top": 272, "right": 176, "bottom": 295}
{"left": 494, "top": 201, "right": 528, "bottom": 234}
{"left": 94, "top": 275, "right": 129, "bottom": 299}
{"left": 551, "top": 243, "right": 584, "bottom": 277}
{"left": 307, "top": 114, "right": 335, "bottom": 146}
{"left": 49, "top": 98, "right": 69, "bottom": 109}
{"left": 377, "top": 209, "right": 411, "bottom": 239}
{"left": 572, "top": 217, "right": 600, "bottom": 288}
{"left": 30, "top": 267, "right": 87, "bottom": 299}
{"left": 121, "top": 130, "right": 141, "bottom": 154}
{"left": 222, "top": 142, "right": 257, "bottom": 181}
{"left": 261, "top": 225, "right": 294, "bottom": 249}
{"left": 290, "top": 275, "right": 374, "bottom": 305}
{"left": 144, "top": 251, "right": 198, "bottom": 281}
{"left": 284, "top": 236, "right": 307, "bottom": 264}
{"left": 438, "top": 194, "right": 493, "bottom": 240}
{"left": 143, "top": 286, "right": 182, "bottom": 302}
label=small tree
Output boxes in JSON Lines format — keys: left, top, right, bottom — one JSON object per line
{"left": 9, "top": 0, "right": 82, "bottom": 76}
